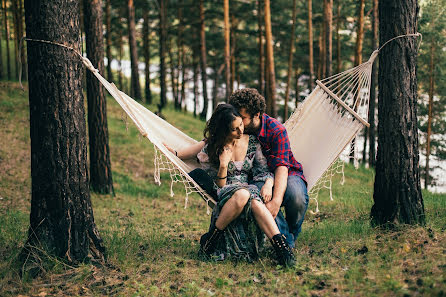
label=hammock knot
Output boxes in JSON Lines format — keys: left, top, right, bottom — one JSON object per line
{"left": 368, "top": 50, "right": 380, "bottom": 64}
{"left": 82, "top": 57, "right": 99, "bottom": 73}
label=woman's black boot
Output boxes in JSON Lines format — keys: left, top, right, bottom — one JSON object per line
{"left": 270, "top": 234, "right": 296, "bottom": 267}
{"left": 200, "top": 227, "right": 224, "bottom": 256}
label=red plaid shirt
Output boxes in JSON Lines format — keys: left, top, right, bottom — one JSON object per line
{"left": 257, "top": 114, "right": 306, "bottom": 184}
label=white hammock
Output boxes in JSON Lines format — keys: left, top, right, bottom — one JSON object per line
{"left": 21, "top": 33, "right": 420, "bottom": 214}
{"left": 80, "top": 52, "right": 378, "bottom": 213}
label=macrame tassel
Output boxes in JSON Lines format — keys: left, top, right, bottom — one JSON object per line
{"left": 340, "top": 163, "right": 346, "bottom": 186}
{"left": 328, "top": 177, "right": 334, "bottom": 201}
{"left": 153, "top": 146, "right": 162, "bottom": 186}
{"left": 184, "top": 193, "right": 189, "bottom": 209}
{"left": 206, "top": 203, "right": 211, "bottom": 215}
{"left": 170, "top": 180, "right": 175, "bottom": 197}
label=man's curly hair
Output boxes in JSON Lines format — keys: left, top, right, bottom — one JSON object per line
{"left": 229, "top": 88, "right": 266, "bottom": 118}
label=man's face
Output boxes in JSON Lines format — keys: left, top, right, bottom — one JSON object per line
{"left": 238, "top": 108, "right": 261, "bottom": 135}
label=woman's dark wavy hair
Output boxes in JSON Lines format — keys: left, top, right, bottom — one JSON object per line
{"left": 203, "top": 103, "right": 241, "bottom": 166}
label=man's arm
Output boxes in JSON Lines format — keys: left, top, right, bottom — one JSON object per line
{"left": 265, "top": 165, "right": 288, "bottom": 218}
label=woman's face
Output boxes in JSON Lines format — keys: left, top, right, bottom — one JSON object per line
{"left": 228, "top": 116, "right": 244, "bottom": 141}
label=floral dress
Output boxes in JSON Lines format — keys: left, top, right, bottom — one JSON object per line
{"left": 197, "top": 135, "right": 273, "bottom": 261}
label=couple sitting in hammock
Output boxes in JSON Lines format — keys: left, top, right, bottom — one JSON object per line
{"left": 166, "top": 88, "right": 308, "bottom": 267}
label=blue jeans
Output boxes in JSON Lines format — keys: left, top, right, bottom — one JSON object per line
{"left": 253, "top": 175, "right": 309, "bottom": 248}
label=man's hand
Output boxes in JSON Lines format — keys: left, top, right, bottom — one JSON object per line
{"left": 265, "top": 199, "right": 281, "bottom": 218}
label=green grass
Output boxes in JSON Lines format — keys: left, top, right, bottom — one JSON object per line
{"left": 0, "top": 81, "right": 445, "bottom": 296}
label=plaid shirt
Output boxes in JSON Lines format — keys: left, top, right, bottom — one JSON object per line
{"left": 257, "top": 114, "right": 306, "bottom": 184}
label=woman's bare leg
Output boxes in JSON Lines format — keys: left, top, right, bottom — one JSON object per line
{"left": 251, "top": 199, "right": 280, "bottom": 239}
{"left": 215, "top": 189, "right": 250, "bottom": 230}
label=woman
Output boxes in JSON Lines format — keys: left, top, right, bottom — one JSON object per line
{"left": 166, "top": 104, "right": 295, "bottom": 266}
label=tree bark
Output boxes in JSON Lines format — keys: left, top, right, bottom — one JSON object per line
{"left": 193, "top": 39, "right": 199, "bottom": 117}
{"left": 336, "top": 2, "right": 341, "bottom": 74}
{"left": 168, "top": 38, "right": 178, "bottom": 107}
{"left": 317, "top": 24, "right": 323, "bottom": 81}
{"left": 224, "top": 0, "right": 230, "bottom": 101}
{"left": 350, "top": 0, "right": 365, "bottom": 163}
{"left": 3, "top": 0, "right": 11, "bottom": 80}
{"left": 128, "top": 0, "right": 142, "bottom": 100}
{"left": 294, "top": 68, "right": 300, "bottom": 108}
{"left": 11, "top": 0, "right": 23, "bottom": 80}
{"left": 118, "top": 26, "right": 124, "bottom": 91}
{"left": 143, "top": 6, "right": 152, "bottom": 104}
{"left": 230, "top": 12, "right": 238, "bottom": 94}
{"left": 199, "top": 0, "right": 209, "bottom": 120}
{"left": 368, "top": 0, "right": 378, "bottom": 168}
{"left": 264, "top": 0, "right": 276, "bottom": 117}
{"left": 177, "top": 0, "right": 184, "bottom": 110}
{"left": 284, "top": 0, "right": 297, "bottom": 121}
{"left": 83, "top": 0, "right": 114, "bottom": 195}
{"left": 371, "top": 0, "right": 424, "bottom": 225}
{"left": 0, "top": 1, "right": 3, "bottom": 80}
{"left": 257, "top": 0, "right": 265, "bottom": 96}
{"left": 324, "top": 0, "right": 333, "bottom": 77}
{"left": 23, "top": 0, "right": 105, "bottom": 267}
{"left": 158, "top": 0, "right": 167, "bottom": 113}
{"left": 105, "top": 0, "right": 113, "bottom": 82}
{"left": 308, "top": 0, "right": 314, "bottom": 90}
{"left": 425, "top": 39, "right": 435, "bottom": 189}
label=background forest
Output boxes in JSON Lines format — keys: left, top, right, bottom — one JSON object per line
{"left": 0, "top": 1, "right": 446, "bottom": 296}
{"left": 0, "top": 0, "right": 445, "bottom": 188}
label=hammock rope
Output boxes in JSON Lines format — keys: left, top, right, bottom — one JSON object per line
{"left": 20, "top": 33, "right": 421, "bottom": 213}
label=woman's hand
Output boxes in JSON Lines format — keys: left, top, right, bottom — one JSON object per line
{"left": 260, "top": 178, "right": 274, "bottom": 202}
{"left": 219, "top": 146, "right": 232, "bottom": 167}
{"left": 163, "top": 142, "right": 176, "bottom": 156}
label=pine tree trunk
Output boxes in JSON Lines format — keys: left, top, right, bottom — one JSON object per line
{"left": 336, "top": 2, "right": 341, "bottom": 74}
{"left": 83, "top": 0, "right": 114, "bottom": 195}
{"left": 158, "top": 0, "right": 167, "bottom": 113}
{"left": 177, "top": 0, "right": 184, "bottom": 110}
{"left": 317, "top": 24, "right": 323, "bottom": 80}
{"left": 257, "top": 0, "right": 264, "bottom": 96}
{"left": 11, "top": 0, "right": 26, "bottom": 81}
{"left": 425, "top": 39, "right": 435, "bottom": 189}
{"left": 168, "top": 38, "right": 178, "bottom": 106}
{"left": 324, "top": 0, "right": 332, "bottom": 77}
{"left": 368, "top": 0, "right": 378, "bottom": 168}
{"left": 199, "top": 0, "right": 209, "bottom": 120}
{"left": 264, "top": 0, "right": 276, "bottom": 118}
{"left": 308, "top": 0, "right": 314, "bottom": 90}
{"left": 143, "top": 7, "right": 152, "bottom": 104}
{"left": 230, "top": 13, "right": 237, "bottom": 95}
{"left": 0, "top": 3, "right": 3, "bottom": 80}
{"left": 193, "top": 42, "right": 199, "bottom": 117}
{"left": 105, "top": 0, "right": 113, "bottom": 82}
{"left": 284, "top": 0, "right": 297, "bottom": 121}
{"left": 294, "top": 68, "right": 300, "bottom": 108}
{"left": 321, "top": 3, "right": 326, "bottom": 78}
{"left": 350, "top": 0, "right": 365, "bottom": 163}
{"left": 3, "top": 0, "right": 11, "bottom": 80}
{"left": 11, "top": 0, "right": 19, "bottom": 80}
{"left": 224, "top": 0, "right": 230, "bottom": 101}
{"left": 371, "top": 0, "right": 424, "bottom": 226}
{"left": 118, "top": 27, "right": 123, "bottom": 91}
{"left": 128, "top": 0, "right": 142, "bottom": 101}
{"left": 23, "top": 0, "right": 105, "bottom": 267}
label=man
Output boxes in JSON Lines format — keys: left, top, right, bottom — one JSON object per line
{"left": 229, "top": 88, "right": 308, "bottom": 248}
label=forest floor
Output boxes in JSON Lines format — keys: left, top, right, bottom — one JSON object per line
{"left": 0, "top": 81, "right": 445, "bottom": 297}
